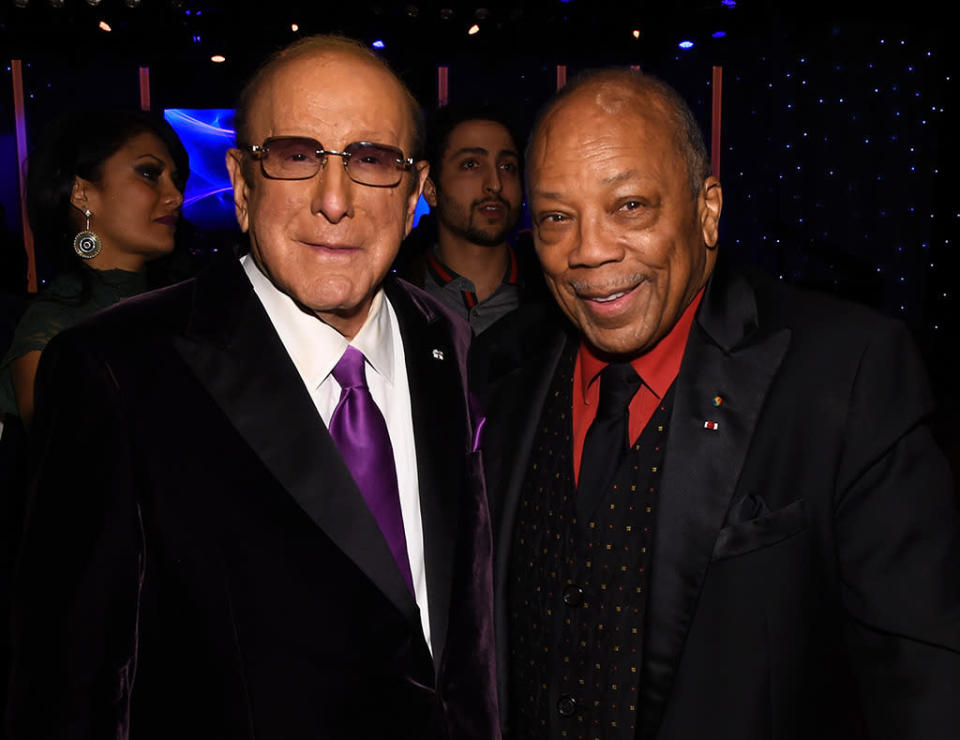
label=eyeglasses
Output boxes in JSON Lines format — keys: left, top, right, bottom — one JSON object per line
{"left": 243, "top": 136, "right": 415, "bottom": 187}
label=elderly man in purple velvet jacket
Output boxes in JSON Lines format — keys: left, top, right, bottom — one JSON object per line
{"left": 7, "top": 35, "right": 499, "bottom": 740}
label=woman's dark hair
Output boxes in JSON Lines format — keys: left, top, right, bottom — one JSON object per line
{"left": 25, "top": 109, "right": 189, "bottom": 278}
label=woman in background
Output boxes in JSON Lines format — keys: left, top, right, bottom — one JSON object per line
{"left": 0, "top": 110, "right": 188, "bottom": 427}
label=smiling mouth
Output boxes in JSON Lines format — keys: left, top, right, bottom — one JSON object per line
{"left": 591, "top": 291, "right": 629, "bottom": 303}
{"left": 300, "top": 240, "right": 360, "bottom": 252}
{"left": 576, "top": 277, "right": 645, "bottom": 301}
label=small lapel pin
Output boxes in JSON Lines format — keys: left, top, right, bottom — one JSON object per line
{"left": 704, "top": 420, "right": 719, "bottom": 431}
{"left": 432, "top": 348, "right": 445, "bottom": 360}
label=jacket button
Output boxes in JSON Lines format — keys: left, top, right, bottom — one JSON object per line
{"left": 561, "top": 585, "right": 583, "bottom": 607}
{"left": 557, "top": 694, "right": 577, "bottom": 717}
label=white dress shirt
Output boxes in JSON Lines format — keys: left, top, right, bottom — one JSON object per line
{"left": 242, "top": 255, "right": 432, "bottom": 653}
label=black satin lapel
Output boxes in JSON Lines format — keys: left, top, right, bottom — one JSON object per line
{"left": 485, "top": 323, "right": 573, "bottom": 536}
{"left": 638, "top": 316, "right": 790, "bottom": 737}
{"left": 487, "top": 325, "right": 573, "bottom": 710}
{"left": 388, "top": 282, "right": 466, "bottom": 670}
{"left": 173, "top": 262, "right": 417, "bottom": 624}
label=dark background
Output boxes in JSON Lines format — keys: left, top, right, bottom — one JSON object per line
{"left": 1, "top": 0, "right": 956, "bottom": 450}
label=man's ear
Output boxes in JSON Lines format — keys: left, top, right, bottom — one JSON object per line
{"left": 225, "top": 148, "right": 251, "bottom": 233}
{"left": 404, "top": 160, "right": 430, "bottom": 235}
{"left": 699, "top": 176, "right": 722, "bottom": 248}
{"left": 422, "top": 175, "right": 438, "bottom": 208}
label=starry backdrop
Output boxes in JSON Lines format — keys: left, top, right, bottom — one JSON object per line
{"left": 0, "top": 0, "right": 956, "bottom": 435}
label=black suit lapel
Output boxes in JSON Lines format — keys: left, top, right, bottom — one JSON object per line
{"left": 172, "top": 258, "right": 418, "bottom": 624}
{"left": 480, "top": 308, "right": 573, "bottom": 712}
{"left": 638, "top": 263, "right": 791, "bottom": 737}
{"left": 386, "top": 278, "right": 472, "bottom": 672}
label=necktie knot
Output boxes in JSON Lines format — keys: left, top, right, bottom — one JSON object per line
{"left": 596, "top": 362, "right": 643, "bottom": 420}
{"left": 332, "top": 346, "right": 367, "bottom": 390}
{"left": 578, "top": 360, "right": 643, "bottom": 516}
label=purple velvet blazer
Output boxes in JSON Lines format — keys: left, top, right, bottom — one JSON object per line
{"left": 7, "top": 255, "right": 500, "bottom": 740}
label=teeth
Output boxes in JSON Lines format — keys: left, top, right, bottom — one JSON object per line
{"left": 593, "top": 291, "right": 626, "bottom": 303}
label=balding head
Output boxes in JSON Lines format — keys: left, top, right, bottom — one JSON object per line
{"left": 529, "top": 69, "right": 710, "bottom": 200}
{"left": 233, "top": 35, "right": 425, "bottom": 162}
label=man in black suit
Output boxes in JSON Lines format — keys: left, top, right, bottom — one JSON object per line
{"left": 7, "top": 35, "right": 498, "bottom": 739}
{"left": 481, "top": 68, "right": 960, "bottom": 739}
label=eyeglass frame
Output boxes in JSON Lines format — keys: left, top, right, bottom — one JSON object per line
{"left": 240, "top": 136, "right": 417, "bottom": 187}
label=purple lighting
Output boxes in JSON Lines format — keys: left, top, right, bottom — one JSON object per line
{"left": 712, "top": 30, "right": 727, "bottom": 38}
{"left": 372, "top": 40, "right": 385, "bottom": 49}
{"left": 722, "top": 0, "right": 737, "bottom": 6}
{"left": 678, "top": 40, "right": 694, "bottom": 49}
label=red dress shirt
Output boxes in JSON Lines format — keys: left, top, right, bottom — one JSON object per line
{"left": 572, "top": 288, "right": 705, "bottom": 483}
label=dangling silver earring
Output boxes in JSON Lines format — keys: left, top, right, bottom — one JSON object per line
{"left": 73, "top": 208, "right": 102, "bottom": 259}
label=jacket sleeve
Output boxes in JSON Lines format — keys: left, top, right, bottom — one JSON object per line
{"left": 6, "top": 329, "right": 144, "bottom": 740}
{"left": 834, "top": 319, "right": 960, "bottom": 739}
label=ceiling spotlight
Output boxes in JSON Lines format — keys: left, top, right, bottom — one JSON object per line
{"left": 291, "top": 23, "right": 299, "bottom": 32}
{"left": 405, "top": 4, "right": 419, "bottom": 18}
{"left": 49, "top": 0, "right": 65, "bottom": 7}
{"left": 632, "top": 29, "right": 640, "bottom": 39}
{"left": 468, "top": 23, "right": 480, "bottom": 35}
{"left": 372, "top": 40, "right": 385, "bottom": 49}
{"left": 98, "top": 20, "right": 112, "bottom": 32}
{"left": 123, "top": 0, "right": 142, "bottom": 7}
{"left": 210, "top": 54, "right": 226, "bottom": 63}
{"left": 678, "top": 40, "right": 694, "bottom": 49}
{"left": 86, "top": 0, "right": 103, "bottom": 6}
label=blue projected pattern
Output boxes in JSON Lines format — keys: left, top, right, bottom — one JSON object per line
{"left": 164, "top": 108, "right": 237, "bottom": 230}
{"left": 163, "top": 108, "right": 430, "bottom": 231}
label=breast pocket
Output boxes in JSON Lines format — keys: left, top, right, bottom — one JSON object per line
{"left": 711, "top": 498, "right": 807, "bottom": 561}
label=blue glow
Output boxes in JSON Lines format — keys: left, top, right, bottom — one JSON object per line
{"left": 164, "top": 109, "right": 238, "bottom": 230}
{"left": 372, "top": 40, "right": 385, "bottom": 49}
{"left": 712, "top": 30, "right": 727, "bottom": 38}
{"left": 412, "top": 195, "right": 429, "bottom": 228}
{"left": 678, "top": 40, "right": 694, "bottom": 49}
{"left": 721, "top": 0, "right": 736, "bottom": 6}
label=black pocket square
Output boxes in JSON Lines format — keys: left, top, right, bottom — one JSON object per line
{"left": 712, "top": 498, "right": 807, "bottom": 561}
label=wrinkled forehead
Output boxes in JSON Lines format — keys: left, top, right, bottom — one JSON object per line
{"left": 529, "top": 85, "right": 675, "bottom": 176}
{"left": 248, "top": 51, "right": 416, "bottom": 147}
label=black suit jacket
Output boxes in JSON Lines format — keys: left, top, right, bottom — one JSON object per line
{"left": 481, "top": 258, "right": 960, "bottom": 739}
{"left": 7, "top": 256, "right": 499, "bottom": 740}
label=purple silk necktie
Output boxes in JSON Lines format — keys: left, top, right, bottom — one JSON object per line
{"left": 328, "top": 345, "right": 414, "bottom": 595}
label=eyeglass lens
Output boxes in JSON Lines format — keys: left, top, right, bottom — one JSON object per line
{"left": 260, "top": 137, "right": 405, "bottom": 185}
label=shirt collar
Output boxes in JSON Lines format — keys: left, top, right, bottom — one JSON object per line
{"left": 241, "top": 254, "right": 395, "bottom": 389}
{"left": 579, "top": 286, "right": 705, "bottom": 400}
{"left": 425, "top": 243, "right": 520, "bottom": 288}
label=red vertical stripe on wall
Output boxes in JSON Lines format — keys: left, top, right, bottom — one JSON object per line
{"left": 139, "top": 66, "right": 151, "bottom": 112}
{"left": 11, "top": 59, "right": 36, "bottom": 293}
{"left": 437, "top": 65, "right": 449, "bottom": 107}
{"left": 711, "top": 65, "right": 723, "bottom": 180}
